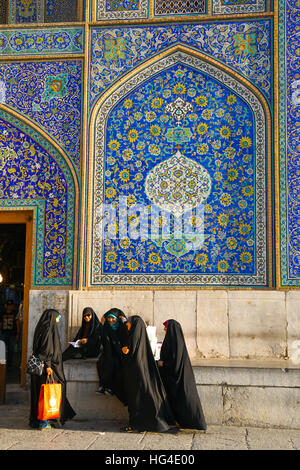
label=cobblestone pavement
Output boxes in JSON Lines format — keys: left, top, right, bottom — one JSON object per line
{"left": 0, "top": 385, "right": 300, "bottom": 451}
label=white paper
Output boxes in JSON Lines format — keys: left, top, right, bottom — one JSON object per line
{"left": 69, "top": 340, "right": 81, "bottom": 348}
{"left": 146, "top": 325, "right": 157, "bottom": 356}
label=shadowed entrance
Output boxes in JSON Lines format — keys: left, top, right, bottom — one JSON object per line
{"left": 0, "top": 223, "right": 26, "bottom": 384}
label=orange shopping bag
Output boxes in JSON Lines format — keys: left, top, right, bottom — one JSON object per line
{"left": 38, "top": 374, "right": 62, "bottom": 421}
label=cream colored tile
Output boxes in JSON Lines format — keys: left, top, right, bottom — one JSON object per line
{"left": 197, "top": 290, "right": 229, "bottom": 358}
{"left": 154, "top": 291, "right": 197, "bottom": 357}
{"left": 228, "top": 291, "right": 286, "bottom": 358}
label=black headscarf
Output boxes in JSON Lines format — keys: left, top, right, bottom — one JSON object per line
{"left": 29, "top": 309, "right": 76, "bottom": 428}
{"left": 159, "top": 319, "right": 206, "bottom": 430}
{"left": 32, "top": 309, "right": 64, "bottom": 373}
{"left": 62, "top": 307, "right": 101, "bottom": 360}
{"left": 122, "top": 315, "right": 176, "bottom": 432}
{"left": 97, "top": 308, "right": 128, "bottom": 405}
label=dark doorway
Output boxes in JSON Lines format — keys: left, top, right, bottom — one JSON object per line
{"left": 0, "top": 224, "right": 26, "bottom": 384}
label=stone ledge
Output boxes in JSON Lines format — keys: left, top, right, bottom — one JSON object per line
{"left": 194, "top": 366, "right": 300, "bottom": 388}
{"left": 191, "top": 357, "right": 299, "bottom": 370}
{"left": 64, "top": 357, "right": 300, "bottom": 386}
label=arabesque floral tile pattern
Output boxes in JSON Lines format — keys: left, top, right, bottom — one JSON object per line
{"left": 0, "top": 28, "right": 83, "bottom": 56}
{"left": 92, "top": 52, "right": 268, "bottom": 286}
{"left": 102, "top": 65, "right": 256, "bottom": 276}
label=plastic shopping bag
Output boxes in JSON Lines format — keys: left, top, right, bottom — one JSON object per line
{"left": 38, "top": 374, "right": 62, "bottom": 421}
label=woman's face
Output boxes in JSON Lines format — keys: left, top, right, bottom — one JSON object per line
{"left": 83, "top": 311, "right": 92, "bottom": 322}
{"left": 107, "top": 316, "right": 117, "bottom": 325}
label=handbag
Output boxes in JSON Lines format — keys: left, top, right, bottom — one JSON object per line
{"left": 38, "top": 373, "right": 62, "bottom": 421}
{"left": 26, "top": 353, "right": 44, "bottom": 376}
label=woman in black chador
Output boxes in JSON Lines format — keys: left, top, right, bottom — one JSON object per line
{"left": 29, "top": 309, "right": 76, "bottom": 430}
{"left": 121, "top": 315, "right": 176, "bottom": 433}
{"left": 158, "top": 319, "right": 207, "bottom": 431}
{"left": 96, "top": 308, "right": 128, "bottom": 405}
{"left": 62, "top": 307, "right": 101, "bottom": 361}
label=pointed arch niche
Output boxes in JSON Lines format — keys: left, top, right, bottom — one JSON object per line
{"left": 88, "top": 46, "right": 272, "bottom": 288}
{"left": 0, "top": 105, "right": 78, "bottom": 288}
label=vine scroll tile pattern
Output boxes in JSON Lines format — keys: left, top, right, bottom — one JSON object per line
{"left": 96, "top": 0, "right": 149, "bottom": 20}
{"left": 90, "top": 20, "right": 272, "bottom": 111}
{"left": 0, "top": 60, "right": 83, "bottom": 173}
{"left": 212, "top": 0, "right": 266, "bottom": 15}
{"left": 0, "top": 110, "right": 75, "bottom": 286}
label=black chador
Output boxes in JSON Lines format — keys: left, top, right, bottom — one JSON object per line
{"left": 122, "top": 315, "right": 176, "bottom": 433}
{"left": 96, "top": 308, "right": 128, "bottom": 405}
{"left": 29, "top": 309, "right": 76, "bottom": 428}
{"left": 62, "top": 307, "right": 101, "bottom": 360}
{"left": 158, "top": 319, "right": 206, "bottom": 431}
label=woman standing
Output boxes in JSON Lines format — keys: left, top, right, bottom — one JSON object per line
{"left": 96, "top": 308, "right": 127, "bottom": 405}
{"left": 62, "top": 307, "right": 101, "bottom": 360}
{"left": 158, "top": 319, "right": 206, "bottom": 431}
{"left": 29, "top": 309, "right": 76, "bottom": 430}
{"left": 121, "top": 315, "right": 176, "bottom": 433}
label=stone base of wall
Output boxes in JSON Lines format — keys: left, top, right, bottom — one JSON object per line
{"left": 195, "top": 359, "right": 300, "bottom": 429}
{"left": 63, "top": 358, "right": 300, "bottom": 429}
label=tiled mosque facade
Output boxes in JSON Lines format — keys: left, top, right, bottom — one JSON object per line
{"left": 0, "top": 1, "right": 299, "bottom": 369}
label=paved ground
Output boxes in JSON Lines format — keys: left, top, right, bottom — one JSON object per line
{"left": 1, "top": 384, "right": 300, "bottom": 452}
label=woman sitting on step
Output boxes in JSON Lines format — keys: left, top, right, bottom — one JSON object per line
{"left": 62, "top": 307, "right": 101, "bottom": 361}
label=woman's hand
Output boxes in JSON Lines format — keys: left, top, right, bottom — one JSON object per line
{"left": 46, "top": 367, "right": 53, "bottom": 375}
{"left": 157, "top": 361, "right": 164, "bottom": 367}
{"left": 100, "top": 315, "right": 105, "bottom": 325}
{"left": 78, "top": 338, "right": 88, "bottom": 345}
{"left": 122, "top": 346, "right": 129, "bottom": 355}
